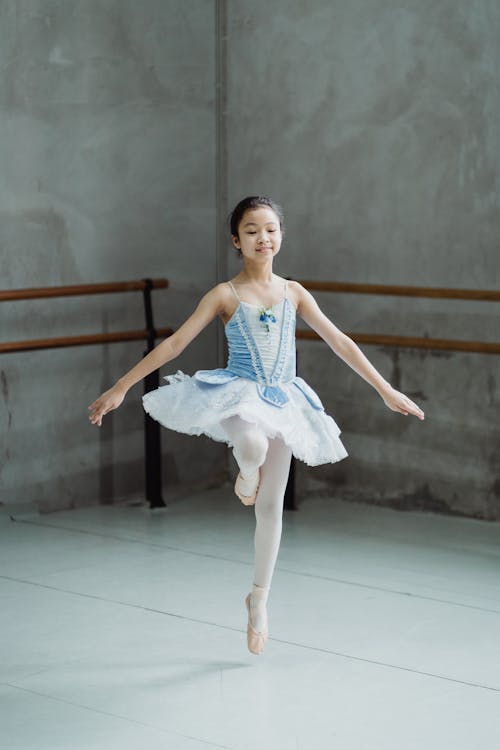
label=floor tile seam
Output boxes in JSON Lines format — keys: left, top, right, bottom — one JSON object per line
{"left": 11, "top": 517, "right": 192, "bottom": 549}
{"left": 4, "top": 623, "right": 499, "bottom": 698}
{"left": 2, "top": 561, "right": 499, "bottom": 618}
{"left": 263, "top": 639, "right": 500, "bottom": 693}
{"left": 0, "top": 667, "right": 53, "bottom": 685}
{"left": 278, "top": 567, "right": 500, "bottom": 615}
{"left": 0, "top": 575, "right": 257, "bottom": 631}
{"left": 11, "top": 517, "right": 253, "bottom": 563}
{"left": 0, "top": 574, "right": 196, "bottom": 617}
{"left": 4, "top": 682, "right": 234, "bottom": 749}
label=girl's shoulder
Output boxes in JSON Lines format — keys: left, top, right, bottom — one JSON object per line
{"left": 283, "top": 279, "right": 308, "bottom": 307}
{"left": 194, "top": 282, "right": 235, "bottom": 311}
{"left": 285, "top": 279, "right": 305, "bottom": 292}
{"left": 205, "top": 281, "right": 235, "bottom": 296}
{"left": 205, "top": 281, "right": 238, "bottom": 308}
{"left": 216, "top": 280, "right": 238, "bottom": 298}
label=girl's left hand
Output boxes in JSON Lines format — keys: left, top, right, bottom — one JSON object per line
{"left": 382, "top": 387, "right": 425, "bottom": 420}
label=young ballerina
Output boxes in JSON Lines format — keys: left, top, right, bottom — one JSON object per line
{"left": 88, "top": 195, "right": 425, "bottom": 656}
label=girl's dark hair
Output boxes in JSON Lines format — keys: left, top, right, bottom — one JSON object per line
{"left": 228, "top": 196, "right": 285, "bottom": 256}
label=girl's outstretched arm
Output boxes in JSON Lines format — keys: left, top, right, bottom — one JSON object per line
{"left": 88, "top": 284, "right": 225, "bottom": 426}
{"left": 292, "top": 282, "right": 425, "bottom": 421}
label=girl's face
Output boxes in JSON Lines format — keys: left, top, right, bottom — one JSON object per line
{"left": 232, "top": 207, "right": 282, "bottom": 261}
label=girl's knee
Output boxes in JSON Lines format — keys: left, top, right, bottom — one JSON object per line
{"left": 235, "top": 428, "right": 268, "bottom": 467}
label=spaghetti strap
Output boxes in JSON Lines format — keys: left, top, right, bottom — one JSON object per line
{"left": 227, "top": 280, "right": 240, "bottom": 301}
{"left": 283, "top": 279, "right": 288, "bottom": 299}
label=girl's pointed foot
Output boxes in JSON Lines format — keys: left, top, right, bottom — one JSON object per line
{"left": 245, "top": 593, "right": 268, "bottom": 655}
{"left": 234, "top": 469, "right": 260, "bottom": 506}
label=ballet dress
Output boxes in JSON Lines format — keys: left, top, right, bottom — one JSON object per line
{"left": 142, "top": 279, "right": 349, "bottom": 467}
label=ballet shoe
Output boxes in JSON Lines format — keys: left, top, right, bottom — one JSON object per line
{"left": 245, "top": 593, "right": 268, "bottom": 655}
{"left": 234, "top": 470, "right": 260, "bottom": 506}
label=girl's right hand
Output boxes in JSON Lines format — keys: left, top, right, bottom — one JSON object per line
{"left": 381, "top": 386, "right": 425, "bottom": 420}
{"left": 88, "top": 384, "right": 127, "bottom": 427}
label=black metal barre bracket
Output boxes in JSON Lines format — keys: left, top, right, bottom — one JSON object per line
{"left": 142, "top": 278, "right": 165, "bottom": 509}
{"left": 283, "top": 362, "right": 297, "bottom": 510}
{"left": 283, "top": 276, "right": 297, "bottom": 511}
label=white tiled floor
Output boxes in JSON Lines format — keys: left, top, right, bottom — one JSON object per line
{"left": 1, "top": 486, "right": 500, "bottom": 749}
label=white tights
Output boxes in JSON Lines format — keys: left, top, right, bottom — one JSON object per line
{"left": 221, "top": 416, "right": 292, "bottom": 606}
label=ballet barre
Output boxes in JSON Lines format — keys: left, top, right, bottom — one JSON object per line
{"left": 297, "top": 280, "right": 500, "bottom": 354}
{"left": 0, "top": 278, "right": 171, "bottom": 509}
{"left": 282, "top": 279, "right": 500, "bottom": 510}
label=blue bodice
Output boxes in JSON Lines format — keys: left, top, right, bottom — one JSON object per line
{"left": 226, "top": 298, "right": 296, "bottom": 382}
{"left": 192, "top": 290, "right": 324, "bottom": 411}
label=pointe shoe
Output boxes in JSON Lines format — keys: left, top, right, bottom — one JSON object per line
{"left": 234, "top": 470, "right": 260, "bottom": 506}
{"left": 245, "top": 593, "right": 268, "bottom": 655}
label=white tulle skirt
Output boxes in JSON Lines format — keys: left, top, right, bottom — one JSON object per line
{"left": 142, "top": 371, "right": 348, "bottom": 466}
{"left": 142, "top": 370, "right": 349, "bottom": 467}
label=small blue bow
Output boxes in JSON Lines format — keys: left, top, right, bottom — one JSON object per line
{"left": 259, "top": 310, "right": 276, "bottom": 324}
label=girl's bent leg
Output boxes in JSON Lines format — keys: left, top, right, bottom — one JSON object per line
{"left": 221, "top": 416, "right": 269, "bottom": 479}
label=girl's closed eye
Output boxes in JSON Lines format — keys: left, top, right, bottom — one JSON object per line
{"left": 246, "top": 229, "right": 276, "bottom": 234}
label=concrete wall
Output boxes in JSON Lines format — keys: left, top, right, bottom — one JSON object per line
{"left": 2, "top": 1, "right": 499, "bottom": 520}
{"left": 1, "top": 0, "right": 225, "bottom": 512}
{"left": 226, "top": 1, "right": 500, "bottom": 519}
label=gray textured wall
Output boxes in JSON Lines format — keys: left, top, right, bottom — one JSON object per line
{"left": 1, "top": 0, "right": 225, "bottom": 512}
{"left": 226, "top": 0, "right": 500, "bottom": 519}
{"left": 2, "top": 1, "right": 499, "bottom": 520}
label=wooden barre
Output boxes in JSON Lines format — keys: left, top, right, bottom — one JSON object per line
{"left": 296, "top": 329, "right": 500, "bottom": 354}
{"left": 2, "top": 328, "right": 498, "bottom": 356}
{"left": 4, "top": 279, "right": 498, "bottom": 302}
{"left": 0, "top": 327, "right": 174, "bottom": 354}
{"left": 299, "top": 280, "right": 500, "bottom": 302}
{"left": 0, "top": 279, "right": 169, "bottom": 302}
